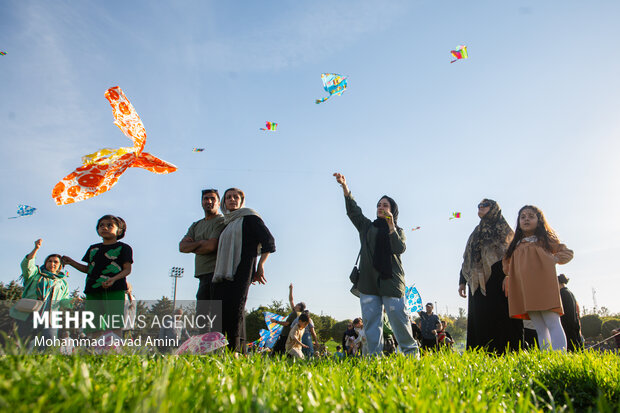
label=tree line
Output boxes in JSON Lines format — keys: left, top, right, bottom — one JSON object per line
{"left": 2, "top": 281, "right": 617, "bottom": 346}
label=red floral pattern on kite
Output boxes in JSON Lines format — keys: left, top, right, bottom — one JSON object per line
{"left": 52, "top": 86, "right": 176, "bottom": 205}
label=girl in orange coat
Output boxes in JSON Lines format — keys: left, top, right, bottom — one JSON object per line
{"left": 502, "top": 206, "right": 573, "bottom": 351}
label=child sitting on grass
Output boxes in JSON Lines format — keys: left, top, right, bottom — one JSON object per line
{"left": 334, "top": 345, "right": 345, "bottom": 360}
{"left": 286, "top": 313, "right": 309, "bottom": 359}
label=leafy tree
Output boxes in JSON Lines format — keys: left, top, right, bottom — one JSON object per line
{"left": 315, "top": 314, "right": 336, "bottom": 343}
{"left": 581, "top": 314, "right": 603, "bottom": 338}
{"left": 331, "top": 319, "right": 353, "bottom": 343}
{"left": 264, "top": 299, "right": 289, "bottom": 314}
{"left": 0, "top": 280, "right": 24, "bottom": 301}
{"left": 449, "top": 308, "right": 468, "bottom": 342}
{"left": 601, "top": 318, "right": 620, "bottom": 339}
{"left": 136, "top": 296, "right": 175, "bottom": 339}
{"left": 0, "top": 281, "right": 24, "bottom": 338}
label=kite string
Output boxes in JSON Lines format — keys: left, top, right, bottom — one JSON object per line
{"left": 584, "top": 331, "right": 620, "bottom": 350}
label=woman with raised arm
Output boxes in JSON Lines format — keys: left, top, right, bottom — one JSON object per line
{"left": 333, "top": 173, "right": 418, "bottom": 357}
{"left": 10, "top": 239, "right": 72, "bottom": 346}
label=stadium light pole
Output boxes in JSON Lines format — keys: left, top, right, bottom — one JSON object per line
{"left": 170, "top": 266, "right": 184, "bottom": 309}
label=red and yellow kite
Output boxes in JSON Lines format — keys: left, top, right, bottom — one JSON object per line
{"left": 52, "top": 87, "right": 177, "bottom": 205}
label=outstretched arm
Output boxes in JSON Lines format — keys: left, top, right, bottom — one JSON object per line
{"left": 271, "top": 318, "right": 291, "bottom": 327}
{"left": 26, "top": 239, "right": 42, "bottom": 260}
{"left": 62, "top": 256, "right": 89, "bottom": 274}
{"left": 288, "top": 283, "right": 295, "bottom": 311}
{"left": 333, "top": 172, "right": 350, "bottom": 196}
{"left": 334, "top": 172, "right": 371, "bottom": 232}
{"left": 289, "top": 330, "right": 309, "bottom": 348}
{"left": 21, "top": 239, "right": 42, "bottom": 281}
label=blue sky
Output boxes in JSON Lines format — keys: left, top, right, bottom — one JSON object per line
{"left": 1, "top": 0, "right": 619, "bottom": 321}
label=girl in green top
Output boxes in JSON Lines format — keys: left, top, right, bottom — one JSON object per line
{"left": 11, "top": 239, "right": 71, "bottom": 345}
{"left": 63, "top": 215, "right": 133, "bottom": 337}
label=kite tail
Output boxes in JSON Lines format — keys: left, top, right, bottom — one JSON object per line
{"left": 450, "top": 59, "right": 457, "bottom": 63}
{"left": 315, "top": 97, "right": 330, "bottom": 104}
{"left": 132, "top": 152, "right": 177, "bottom": 174}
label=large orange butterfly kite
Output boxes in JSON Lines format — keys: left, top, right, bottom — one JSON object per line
{"left": 52, "top": 87, "right": 177, "bottom": 205}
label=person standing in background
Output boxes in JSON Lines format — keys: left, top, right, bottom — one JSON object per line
{"left": 557, "top": 274, "right": 583, "bottom": 351}
{"left": 419, "top": 303, "right": 440, "bottom": 351}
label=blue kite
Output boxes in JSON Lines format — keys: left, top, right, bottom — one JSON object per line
{"left": 315, "top": 73, "right": 348, "bottom": 104}
{"left": 8, "top": 205, "right": 36, "bottom": 219}
{"left": 404, "top": 284, "right": 423, "bottom": 316}
{"left": 256, "top": 311, "right": 286, "bottom": 349}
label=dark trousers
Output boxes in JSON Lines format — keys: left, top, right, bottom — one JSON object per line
{"left": 466, "top": 262, "right": 524, "bottom": 354}
{"left": 196, "top": 273, "right": 214, "bottom": 334}
{"left": 523, "top": 328, "right": 538, "bottom": 349}
{"left": 421, "top": 338, "right": 438, "bottom": 351}
{"left": 211, "top": 269, "right": 253, "bottom": 353}
{"left": 272, "top": 333, "right": 288, "bottom": 355}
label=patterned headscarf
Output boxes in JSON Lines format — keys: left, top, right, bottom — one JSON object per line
{"left": 36, "top": 267, "right": 68, "bottom": 301}
{"left": 461, "top": 199, "right": 513, "bottom": 295}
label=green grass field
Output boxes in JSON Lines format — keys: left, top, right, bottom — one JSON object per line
{"left": 0, "top": 349, "right": 618, "bottom": 412}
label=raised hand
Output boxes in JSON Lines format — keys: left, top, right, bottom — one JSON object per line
{"left": 333, "top": 172, "right": 346, "bottom": 186}
{"left": 333, "top": 172, "right": 350, "bottom": 195}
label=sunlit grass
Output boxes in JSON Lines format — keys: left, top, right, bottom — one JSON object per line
{"left": 0, "top": 349, "right": 617, "bottom": 412}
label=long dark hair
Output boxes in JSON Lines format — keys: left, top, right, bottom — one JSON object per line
{"left": 505, "top": 205, "right": 558, "bottom": 258}
{"left": 378, "top": 195, "right": 400, "bottom": 227}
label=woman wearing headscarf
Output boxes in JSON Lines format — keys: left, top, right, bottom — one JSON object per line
{"left": 557, "top": 274, "right": 583, "bottom": 352}
{"left": 334, "top": 173, "right": 419, "bottom": 357}
{"left": 211, "top": 188, "right": 276, "bottom": 352}
{"left": 458, "top": 199, "right": 522, "bottom": 353}
{"left": 10, "top": 239, "right": 72, "bottom": 345}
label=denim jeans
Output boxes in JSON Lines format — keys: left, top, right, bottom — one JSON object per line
{"left": 301, "top": 330, "right": 314, "bottom": 357}
{"left": 359, "top": 293, "right": 419, "bottom": 356}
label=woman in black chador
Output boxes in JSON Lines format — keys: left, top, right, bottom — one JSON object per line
{"left": 459, "top": 199, "right": 523, "bottom": 353}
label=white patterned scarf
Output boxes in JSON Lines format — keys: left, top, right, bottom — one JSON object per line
{"left": 213, "top": 208, "right": 260, "bottom": 282}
